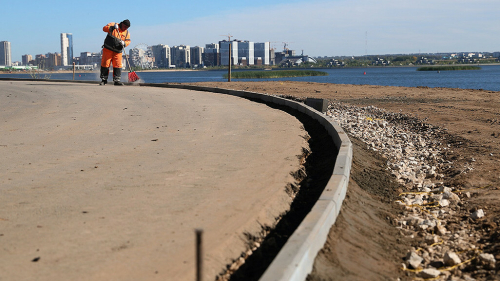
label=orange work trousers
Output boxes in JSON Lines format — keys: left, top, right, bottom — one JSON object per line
{"left": 101, "top": 48, "right": 123, "bottom": 68}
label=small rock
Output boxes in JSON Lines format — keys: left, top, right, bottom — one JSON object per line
{"left": 419, "top": 268, "right": 441, "bottom": 278}
{"left": 471, "top": 209, "right": 484, "bottom": 220}
{"left": 478, "top": 253, "right": 496, "bottom": 269}
{"left": 425, "top": 235, "right": 439, "bottom": 245}
{"left": 420, "top": 219, "right": 436, "bottom": 229}
{"left": 435, "top": 224, "right": 447, "bottom": 236}
{"left": 443, "top": 191, "right": 460, "bottom": 204}
{"left": 444, "top": 252, "right": 462, "bottom": 266}
{"left": 405, "top": 250, "right": 423, "bottom": 269}
{"left": 439, "top": 186, "right": 452, "bottom": 193}
{"left": 229, "top": 262, "right": 239, "bottom": 271}
{"left": 439, "top": 199, "right": 450, "bottom": 207}
{"left": 463, "top": 275, "right": 476, "bottom": 281}
{"left": 479, "top": 253, "right": 495, "bottom": 263}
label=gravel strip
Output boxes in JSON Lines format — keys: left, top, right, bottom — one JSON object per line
{"left": 327, "top": 102, "right": 497, "bottom": 280}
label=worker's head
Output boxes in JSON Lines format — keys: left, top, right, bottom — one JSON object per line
{"left": 120, "top": 19, "right": 130, "bottom": 31}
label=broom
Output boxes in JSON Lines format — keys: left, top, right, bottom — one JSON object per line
{"left": 116, "top": 25, "right": 140, "bottom": 83}
{"left": 124, "top": 51, "right": 139, "bottom": 82}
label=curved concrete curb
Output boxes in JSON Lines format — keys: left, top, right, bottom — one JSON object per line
{"left": 151, "top": 84, "right": 353, "bottom": 281}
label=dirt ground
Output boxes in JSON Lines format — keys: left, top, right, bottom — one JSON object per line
{"left": 190, "top": 81, "right": 500, "bottom": 280}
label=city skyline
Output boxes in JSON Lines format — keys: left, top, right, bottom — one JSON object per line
{"left": 2, "top": 0, "right": 500, "bottom": 63}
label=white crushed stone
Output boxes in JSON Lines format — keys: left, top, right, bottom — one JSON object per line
{"left": 325, "top": 102, "right": 492, "bottom": 279}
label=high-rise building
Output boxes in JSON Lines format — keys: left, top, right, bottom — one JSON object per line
{"left": 219, "top": 40, "right": 238, "bottom": 66}
{"left": 60, "top": 33, "right": 73, "bottom": 66}
{"left": 22, "top": 54, "right": 33, "bottom": 66}
{"left": 203, "top": 43, "right": 219, "bottom": 67}
{"left": 151, "top": 44, "right": 171, "bottom": 68}
{"left": 190, "top": 46, "right": 204, "bottom": 67}
{"left": 238, "top": 41, "right": 254, "bottom": 66}
{"left": 254, "top": 42, "right": 270, "bottom": 65}
{"left": 0, "top": 41, "right": 12, "bottom": 66}
{"left": 35, "top": 54, "right": 46, "bottom": 68}
{"left": 46, "top": 53, "right": 61, "bottom": 69}
{"left": 269, "top": 48, "right": 276, "bottom": 65}
{"left": 79, "top": 52, "right": 102, "bottom": 67}
{"left": 171, "top": 45, "right": 190, "bottom": 68}
{"left": 219, "top": 40, "right": 269, "bottom": 66}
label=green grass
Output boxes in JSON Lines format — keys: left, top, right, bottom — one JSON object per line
{"left": 223, "top": 70, "right": 328, "bottom": 79}
{"left": 417, "top": 65, "right": 481, "bottom": 71}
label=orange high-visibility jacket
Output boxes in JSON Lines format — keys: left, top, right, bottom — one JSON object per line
{"left": 102, "top": 22, "right": 131, "bottom": 53}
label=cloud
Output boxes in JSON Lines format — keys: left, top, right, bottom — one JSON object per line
{"left": 20, "top": 0, "right": 499, "bottom": 60}
{"left": 127, "top": 0, "right": 499, "bottom": 56}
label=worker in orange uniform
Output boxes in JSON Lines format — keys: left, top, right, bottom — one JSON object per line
{"left": 100, "top": 19, "right": 131, "bottom": 86}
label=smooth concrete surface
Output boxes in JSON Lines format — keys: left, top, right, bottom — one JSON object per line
{"left": 0, "top": 81, "right": 308, "bottom": 281}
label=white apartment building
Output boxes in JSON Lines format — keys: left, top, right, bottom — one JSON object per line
{"left": 190, "top": 46, "right": 204, "bottom": 67}
{"left": 238, "top": 41, "right": 254, "bottom": 66}
{"left": 151, "top": 44, "right": 171, "bottom": 68}
{"left": 219, "top": 40, "right": 238, "bottom": 66}
{"left": 220, "top": 40, "right": 270, "bottom": 66}
{"left": 171, "top": 45, "right": 191, "bottom": 68}
{"left": 60, "top": 33, "right": 73, "bottom": 66}
{"left": 254, "top": 42, "right": 270, "bottom": 65}
{"left": 22, "top": 54, "right": 32, "bottom": 66}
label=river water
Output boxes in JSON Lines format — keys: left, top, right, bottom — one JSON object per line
{"left": 2, "top": 65, "right": 499, "bottom": 91}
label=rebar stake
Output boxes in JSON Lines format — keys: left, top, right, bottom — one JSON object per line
{"left": 195, "top": 228, "right": 203, "bottom": 281}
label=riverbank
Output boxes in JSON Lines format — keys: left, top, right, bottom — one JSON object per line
{"left": 3, "top": 63, "right": 500, "bottom": 74}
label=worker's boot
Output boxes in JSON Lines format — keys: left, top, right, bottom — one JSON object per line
{"left": 99, "top": 66, "right": 109, "bottom": 85}
{"left": 113, "top": 68, "right": 123, "bottom": 86}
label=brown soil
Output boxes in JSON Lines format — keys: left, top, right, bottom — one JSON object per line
{"left": 188, "top": 81, "right": 500, "bottom": 280}
{"left": 306, "top": 137, "right": 412, "bottom": 281}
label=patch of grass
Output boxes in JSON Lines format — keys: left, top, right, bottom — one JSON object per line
{"left": 223, "top": 70, "right": 328, "bottom": 79}
{"left": 417, "top": 66, "right": 481, "bottom": 71}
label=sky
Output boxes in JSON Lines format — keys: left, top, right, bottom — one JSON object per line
{"left": 2, "top": 0, "right": 499, "bottom": 62}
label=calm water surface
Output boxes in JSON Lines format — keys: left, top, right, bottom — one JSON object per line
{"left": 2, "top": 65, "right": 499, "bottom": 91}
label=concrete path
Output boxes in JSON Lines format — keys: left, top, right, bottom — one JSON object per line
{"left": 0, "top": 81, "right": 307, "bottom": 281}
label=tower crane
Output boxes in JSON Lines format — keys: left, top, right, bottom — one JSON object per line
{"left": 220, "top": 34, "right": 233, "bottom": 41}
{"left": 282, "top": 42, "right": 294, "bottom": 52}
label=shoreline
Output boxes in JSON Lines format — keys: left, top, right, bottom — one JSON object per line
{"left": 2, "top": 63, "right": 500, "bottom": 74}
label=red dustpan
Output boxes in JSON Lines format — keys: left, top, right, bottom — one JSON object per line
{"left": 128, "top": 70, "right": 139, "bottom": 82}
{"left": 124, "top": 52, "right": 139, "bottom": 82}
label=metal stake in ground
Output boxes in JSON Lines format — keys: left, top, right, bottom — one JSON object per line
{"left": 195, "top": 229, "right": 203, "bottom": 281}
